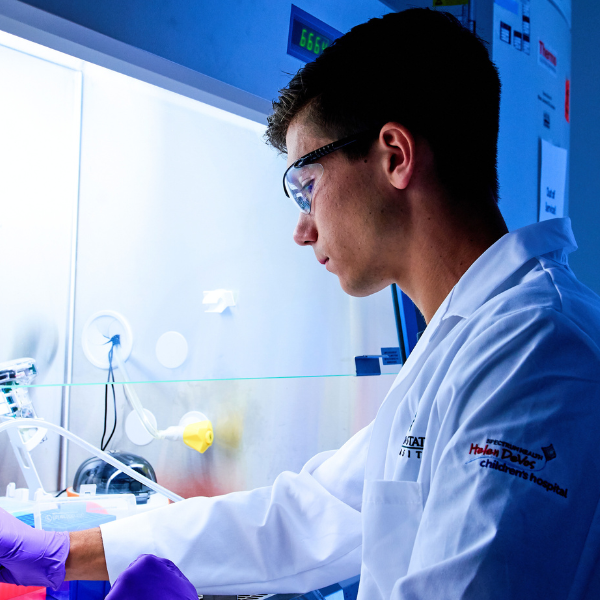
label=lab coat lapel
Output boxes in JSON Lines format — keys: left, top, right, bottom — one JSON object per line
{"left": 364, "top": 290, "right": 459, "bottom": 482}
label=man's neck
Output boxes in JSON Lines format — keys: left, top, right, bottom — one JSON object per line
{"left": 401, "top": 199, "right": 509, "bottom": 324}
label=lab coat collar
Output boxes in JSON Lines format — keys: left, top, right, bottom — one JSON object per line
{"left": 387, "top": 218, "right": 576, "bottom": 397}
{"left": 440, "top": 217, "right": 577, "bottom": 322}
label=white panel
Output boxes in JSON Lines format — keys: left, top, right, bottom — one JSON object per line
{"left": 0, "top": 40, "right": 82, "bottom": 491}
{"left": 66, "top": 64, "right": 399, "bottom": 492}
{"left": 71, "top": 63, "right": 399, "bottom": 384}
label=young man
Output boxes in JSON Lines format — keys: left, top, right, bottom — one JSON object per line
{"left": 2, "top": 8, "right": 600, "bottom": 599}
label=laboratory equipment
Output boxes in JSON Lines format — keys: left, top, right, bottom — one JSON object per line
{"left": 81, "top": 311, "right": 214, "bottom": 453}
{"left": 0, "top": 417, "right": 175, "bottom": 599}
{"left": 287, "top": 5, "right": 342, "bottom": 63}
{"left": 115, "top": 340, "right": 213, "bottom": 452}
{"left": 1, "top": 355, "right": 182, "bottom": 503}
{"left": 0, "top": 418, "right": 183, "bottom": 503}
{"left": 1, "top": 358, "right": 38, "bottom": 419}
{"left": 0, "top": 358, "right": 46, "bottom": 445}
{"left": 0, "top": 359, "right": 47, "bottom": 499}
{"left": 72, "top": 452, "right": 158, "bottom": 504}
{"left": 0, "top": 417, "right": 174, "bottom": 600}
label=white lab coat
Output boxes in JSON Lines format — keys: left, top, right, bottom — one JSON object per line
{"left": 101, "top": 217, "right": 600, "bottom": 599}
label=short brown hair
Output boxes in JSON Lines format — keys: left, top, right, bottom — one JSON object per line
{"left": 266, "top": 8, "right": 501, "bottom": 203}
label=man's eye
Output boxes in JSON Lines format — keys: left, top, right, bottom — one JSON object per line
{"left": 300, "top": 179, "right": 314, "bottom": 192}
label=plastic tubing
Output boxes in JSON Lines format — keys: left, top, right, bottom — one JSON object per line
{"left": 0, "top": 418, "right": 183, "bottom": 503}
{"left": 113, "top": 348, "right": 165, "bottom": 440}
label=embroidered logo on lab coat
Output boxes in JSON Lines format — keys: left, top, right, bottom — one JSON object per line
{"left": 468, "top": 440, "right": 541, "bottom": 469}
{"left": 400, "top": 435, "right": 425, "bottom": 459}
{"left": 466, "top": 439, "right": 568, "bottom": 499}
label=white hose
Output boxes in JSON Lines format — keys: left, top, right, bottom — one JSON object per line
{"left": 112, "top": 347, "right": 184, "bottom": 442}
{"left": 0, "top": 418, "right": 183, "bottom": 503}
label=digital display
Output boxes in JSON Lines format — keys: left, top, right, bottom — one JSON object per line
{"left": 291, "top": 20, "right": 331, "bottom": 58}
{"left": 287, "top": 5, "right": 342, "bottom": 63}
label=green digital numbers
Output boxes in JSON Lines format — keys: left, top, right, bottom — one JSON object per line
{"left": 300, "top": 28, "right": 307, "bottom": 47}
{"left": 299, "top": 28, "right": 329, "bottom": 55}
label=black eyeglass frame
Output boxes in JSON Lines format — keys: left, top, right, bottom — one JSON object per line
{"left": 282, "top": 130, "right": 379, "bottom": 198}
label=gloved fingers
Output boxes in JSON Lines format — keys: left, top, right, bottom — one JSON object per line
{"left": 0, "top": 563, "right": 17, "bottom": 585}
{"left": 106, "top": 554, "right": 198, "bottom": 600}
{"left": 0, "top": 506, "right": 38, "bottom": 559}
{"left": 0, "top": 510, "right": 69, "bottom": 589}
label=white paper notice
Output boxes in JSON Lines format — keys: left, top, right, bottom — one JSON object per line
{"left": 539, "top": 139, "right": 568, "bottom": 222}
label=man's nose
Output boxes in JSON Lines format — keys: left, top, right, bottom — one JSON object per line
{"left": 293, "top": 212, "right": 317, "bottom": 246}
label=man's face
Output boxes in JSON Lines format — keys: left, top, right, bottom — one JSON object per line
{"left": 286, "top": 117, "right": 401, "bottom": 297}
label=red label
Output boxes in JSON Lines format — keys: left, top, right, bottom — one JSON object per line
{"left": 565, "top": 79, "right": 570, "bottom": 123}
{"left": 539, "top": 41, "right": 557, "bottom": 66}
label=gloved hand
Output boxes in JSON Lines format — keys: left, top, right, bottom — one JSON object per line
{"left": 0, "top": 507, "right": 70, "bottom": 590}
{"left": 106, "top": 555, "right": 197, "bottom": 600}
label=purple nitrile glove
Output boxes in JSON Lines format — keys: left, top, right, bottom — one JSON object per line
{"left": 0, "top": 507, "right": 70, "bottom": 590}
{"left": 106, "top": 555, "right": 198, "bottom": 600}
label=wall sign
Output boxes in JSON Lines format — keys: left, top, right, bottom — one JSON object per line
{"left": 538, "top": 139, "right": 568, "bottom": 222}
{"left": 287, "top": 5, "right": 342, "bottom": 63}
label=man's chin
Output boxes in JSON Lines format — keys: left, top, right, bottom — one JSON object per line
{"left": 338, "top": 275, "right": 387, "bottom": 298}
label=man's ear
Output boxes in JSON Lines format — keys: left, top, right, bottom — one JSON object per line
{"left": 378, "top": 123, "right": 416, "bottom": 191}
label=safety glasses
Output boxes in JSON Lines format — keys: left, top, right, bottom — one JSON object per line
{"left": 282, "top": 131, "right": 376, "bottom": 214}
